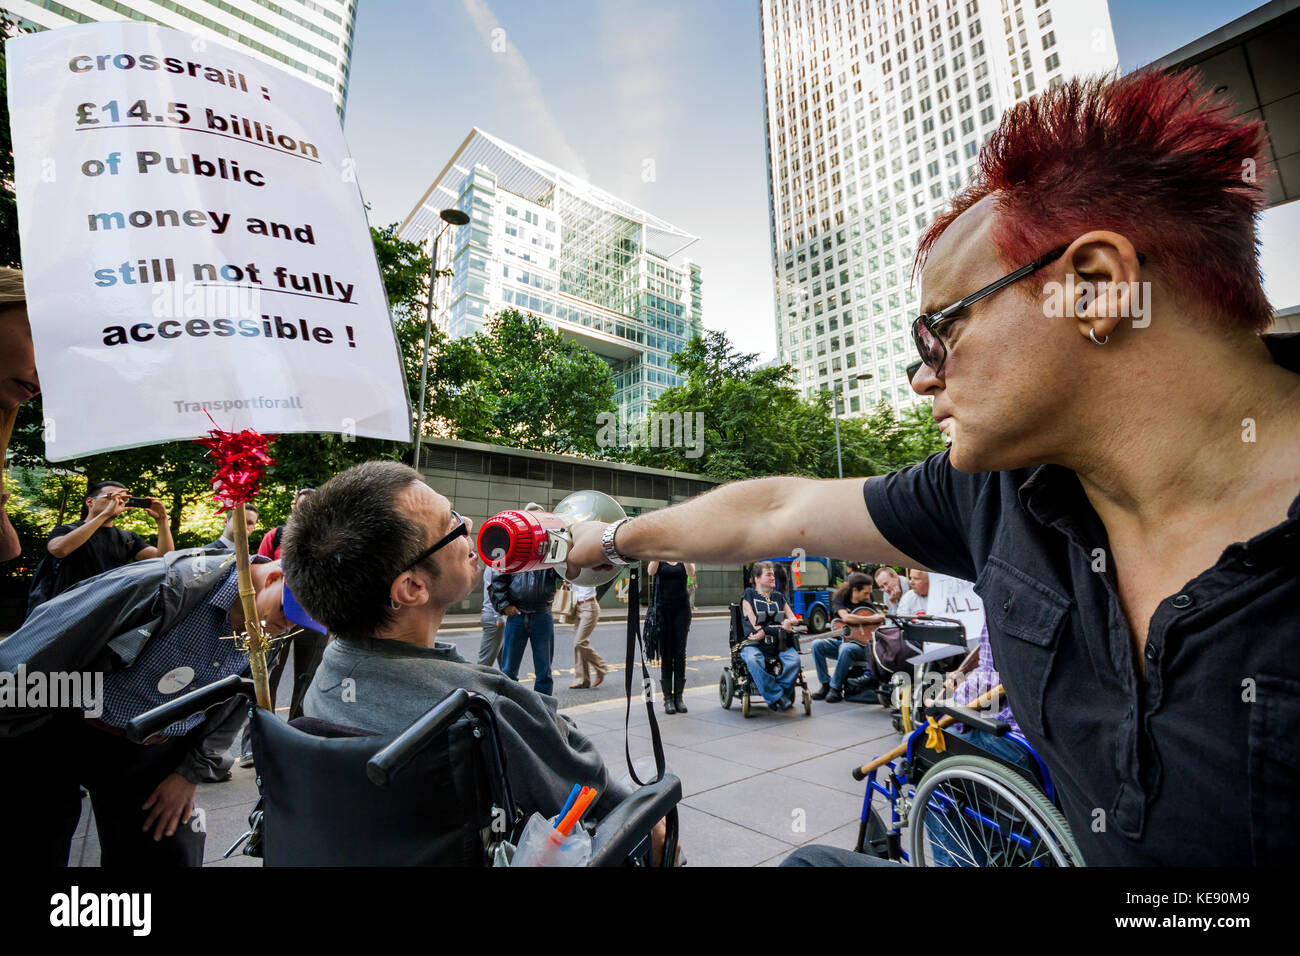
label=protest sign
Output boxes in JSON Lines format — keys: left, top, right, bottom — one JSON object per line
{"left": 926, "top": 572, "right": 986, "bottom": 649}
{"left": 7, "top": 21, "right": 410, "bottom": 460}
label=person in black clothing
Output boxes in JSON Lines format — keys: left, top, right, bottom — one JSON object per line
{"left": 491, "top": 567, "right": 560, "bottom": 696}
{"left": 648, "top": 559, "right": 695, "bottom": 713}
{"left": 38, "top": 480, "right": 173, "bottom": 606}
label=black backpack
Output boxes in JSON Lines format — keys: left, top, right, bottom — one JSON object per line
{"left": 25, "top": 553, "right": 61, "bottom": 618}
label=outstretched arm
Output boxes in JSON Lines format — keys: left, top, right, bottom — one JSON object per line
{"left": 567, "top": 477, "right": 919, "bottom": 573}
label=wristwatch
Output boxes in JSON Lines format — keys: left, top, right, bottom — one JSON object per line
{"left": 600, "top": 517, "right": 635, "bottom": 567}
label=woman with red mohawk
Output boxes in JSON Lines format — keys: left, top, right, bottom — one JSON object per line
{"left": 565, "top": 69, "right": 1300, "bottom": 866}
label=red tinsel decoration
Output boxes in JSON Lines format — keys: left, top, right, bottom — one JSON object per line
{"left": 195, "top": 413, "right": 277, "bottom": 512}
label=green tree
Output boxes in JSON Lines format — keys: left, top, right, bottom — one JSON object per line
{"left": 633, "top": 330, "right": 946, "bottom": 480}
{"left": 633, "top": 331, "right": 808, "bottom": 479}
{"left": 460, "top": 310, "right": 617, "bottom": 456}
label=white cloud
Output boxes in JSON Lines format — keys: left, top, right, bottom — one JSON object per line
{"left": 457, "top": 0, "right": 590, "bottom": 179}
{"left": 598, "top": 5, "right": 683, "bottom": 192}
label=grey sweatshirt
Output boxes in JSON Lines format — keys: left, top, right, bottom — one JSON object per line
{"left": 304, "top": 635, "right": 633, "bottom": 821}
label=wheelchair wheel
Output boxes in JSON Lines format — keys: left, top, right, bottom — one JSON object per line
{"left": 890, "top": 713, "right": 905, "bottom": 734}
{"left": 908, "top": 755, "right": 1085, "bottom": 867}
{"left": 742, "top": 691, "right": 751, "bottom": 718}
{"left": 719, "top": 671, "right": 735, "bottom": 709}
{"left": 802, "top": 686, "right": 812, "bottom": 716}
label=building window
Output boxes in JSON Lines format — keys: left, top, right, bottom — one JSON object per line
{"left": 1042, "top": 30, "right": 1056, "bottom": 50}
{"left": 1045, "top": 52, "right": 1061, "bottom": 72}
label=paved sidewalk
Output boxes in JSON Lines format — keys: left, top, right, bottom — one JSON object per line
{"left": 68, "top": 684, "right": 899, "bottom": 867}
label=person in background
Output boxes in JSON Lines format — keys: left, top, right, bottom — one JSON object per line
{"left": 478, "top": 565, "right": 506, "bottom": 667}
{"left": 898, "top": 568, "right": 929, "bottom": 616}
{"left": 256, "top": 487, "right": 314, "bottom": 560}
{"left": 0, "top": 552, "right": 293, "bottom": 865}
{"left": 810, "top": 573, "right": 885, "bottom": 702}
{"left": 739, "top": 561, "right": 802, "bottom": 711}
{"left": 205, "top": 503, "right": 259, "bottom": 551}
{"left": 0, "top": 267, "right": 41, "bottom": 563}
{"left": 492, "top": 566, "right": 560, "bottom": 697}
{"left": 38, "top": 482, "right": 173, "bottom": 606}
{"left": 239, "top": 487, "right": 319, "bottom": 767}
{"left": 648, "top": 558, "right": 695, "bottom": 713}
{"left": 873, "top": 566, "right": 909, "bottom": 613}
{"left": 569, "top": 582, "right": 608, "bottom": 689}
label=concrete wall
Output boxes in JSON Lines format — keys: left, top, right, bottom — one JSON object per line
{"left": 417, "top": 438, "right": 745, "bottom": 615}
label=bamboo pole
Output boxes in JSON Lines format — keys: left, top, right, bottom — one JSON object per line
{"left": 855, "top": 684, "right": 1005, "bottom": 777}
{"left": 231, "top": 503, "right": 272, "bottom": 710}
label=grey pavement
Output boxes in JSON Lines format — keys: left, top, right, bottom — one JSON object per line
{"left": 68, "top": 614, "right": 902, "bottom": 867}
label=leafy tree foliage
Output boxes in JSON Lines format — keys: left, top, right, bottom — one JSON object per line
{"left": 632, "top": 330, "right": 945, "bottom": 479}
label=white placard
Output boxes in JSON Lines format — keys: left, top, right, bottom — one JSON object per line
{"left": 7, "top": 22, "right": 411, "bottom": 460}
{"left": 925, "top": 572, "right": 986, "bottom": 649}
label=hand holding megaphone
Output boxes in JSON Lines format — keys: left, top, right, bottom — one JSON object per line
{"left": 476, "top": 490, "right": 629, "bottom": 588}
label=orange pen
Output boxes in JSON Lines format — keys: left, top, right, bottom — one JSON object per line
{"left": 555, "top": 787, "right": 597, "bottom": 838}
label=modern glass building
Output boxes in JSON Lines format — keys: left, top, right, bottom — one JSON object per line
{"left": 5, "top": 0, "right": 356, "bottom": 117}
{"left": 760, "top": 0, "right": 1118, "bottom": 412}
{"left": 399, "top": 129, "right": 703, "bottom": 423}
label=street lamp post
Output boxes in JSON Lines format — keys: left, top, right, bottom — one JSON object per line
{"left": 412, "top": 207, "right": 470, "bottom": 469}
{"left": 831, "top": 372, "right": 873, "bottom": 478}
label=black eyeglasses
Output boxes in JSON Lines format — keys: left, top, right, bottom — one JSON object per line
{"left": 402, "top": 511, "right": 468, "bottom": 572}
{"left": 911, "top": 247, "right": 1068, "bottom": 375}
{"left": 912, "top": 246, "right": 1148, "bottom": 375}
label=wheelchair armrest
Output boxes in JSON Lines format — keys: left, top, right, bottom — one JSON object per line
{"left": 927, "top": 702, "right": 1011, "bottom": 737}
{"left": 124, "top": 675, "right": 254, "bottom": 743}
{"left": 588, "top": 773, "right": 683, "bottom": 867}
{"left": 367, "top": 688, "right": 472, "bottom": 786}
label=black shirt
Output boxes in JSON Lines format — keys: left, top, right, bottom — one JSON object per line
{"left": 654, "top": 561, "right": 690, "bottom": 607}
{"left": 741, "top": 587, "right": 788, "bottom": 640}
{"left": 46, "top": 522, "right": 150, "bottom": 599}
{"left": 861, "top": 335, "right": 1300, "bottom": 865}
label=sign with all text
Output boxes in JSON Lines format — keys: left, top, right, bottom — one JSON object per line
{"left": 926, "top": 573, "right": 986, "bottom": 650}
{"left": 7, "top": 21, "right": 410, "bottom": 460}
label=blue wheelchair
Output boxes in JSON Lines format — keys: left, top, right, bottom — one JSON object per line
{"left": 850, "top": 687, "right": 1085, "bottom": 867}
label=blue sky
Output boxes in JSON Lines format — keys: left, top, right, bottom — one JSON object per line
{"left": 342, "top": 1, "right": 1297, "bottom": 358}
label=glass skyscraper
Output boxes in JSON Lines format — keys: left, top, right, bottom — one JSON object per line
{"left": 760, "top": 0, "right": 1118, "bottom": 412}
{"left": 6, "top": 0, "right": 355, "bottom": 117}
{"left": 399, "top": 129, "right": 703, "bottom": 423}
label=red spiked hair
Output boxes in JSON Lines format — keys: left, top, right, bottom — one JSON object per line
{"left": 914, "top": 70, "right": 1273, "bottom": 331}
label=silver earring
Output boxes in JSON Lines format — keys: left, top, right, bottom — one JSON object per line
{"left": 1089, "top": 328, "right": 1109, "bottom": 346}
{"left": 389, "top": 598, "right": 400, "bottom": 610}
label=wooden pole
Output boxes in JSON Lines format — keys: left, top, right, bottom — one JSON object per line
{"left": 855, "top": 684, "right": 1005, "bottom": 777}
{"left": 231, "top": 504, "right": 272, "bottom": 710}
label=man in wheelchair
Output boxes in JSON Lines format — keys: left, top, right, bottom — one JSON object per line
{"left": 737, "top": 562, "right": 803, "bottom": 711}
{"left": 282, "top": 461, "right": 672, "bottom": 857}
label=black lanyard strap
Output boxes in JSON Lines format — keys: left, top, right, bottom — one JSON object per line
{"left": 624, "top": 566, "right": 665, "bottom": 786}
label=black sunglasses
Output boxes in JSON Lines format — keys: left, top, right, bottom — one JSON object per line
{"left": 912, "top": 246, "right": 1147, "bottom": 375}
{"left": 402, "top": 511, "right": 468, "bottom": 572}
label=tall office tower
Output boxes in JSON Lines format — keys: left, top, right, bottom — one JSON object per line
{"left": 5, "top": 0, "right": 356, "bottom": 116}
{"left": 760, "top": 0, "right": 1117, "bottom": 412}
{"left": 399, "top": 129, "right": 703, "bottom": 423}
